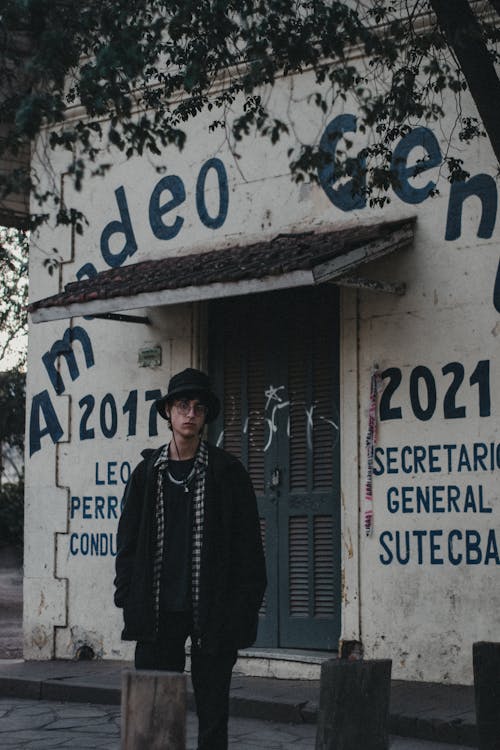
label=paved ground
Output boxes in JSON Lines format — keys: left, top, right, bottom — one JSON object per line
{"left": 0, "top": 657, "right": 479, "bottom": 747}
{"left": 0, "top": 697, "right": 476, "bottom": 750}
{"left": 0, "top": 545, "right": 480, "bottom": 748}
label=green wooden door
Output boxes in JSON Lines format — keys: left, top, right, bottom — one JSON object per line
{"left": 209, "top": 286, "right": 340, "bottom": 650}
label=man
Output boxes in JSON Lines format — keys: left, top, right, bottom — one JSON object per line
{"left": 114, "top": 367, "right": 266, "bottom": 750}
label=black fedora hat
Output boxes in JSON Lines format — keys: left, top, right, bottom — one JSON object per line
{"left": 155, "top": 368, "right": 220, "bottom": 423}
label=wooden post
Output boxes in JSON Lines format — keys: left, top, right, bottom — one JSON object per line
{"left": 473, "top": 642, "right": 500, "bottom": 750}
{"left": 315, "top": 658, "right": 392, "bottom": 750}
{"left": 121, "top": 670, "right": 186, "bottom": 750}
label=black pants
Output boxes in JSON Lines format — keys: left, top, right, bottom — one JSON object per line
{"left": 135, "top": 613, "right": 237, "bottom": 750}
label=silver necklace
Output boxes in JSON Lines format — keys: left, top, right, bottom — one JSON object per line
{"left": 168, "top": 437, "right": 199, "bottom": 492}
{"left": 167, "top": 464, "right": 196, "bottom": 493}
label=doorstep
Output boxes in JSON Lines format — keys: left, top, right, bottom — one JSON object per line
{"left": 233, "top": 648, "right": 335, "bottom": 680}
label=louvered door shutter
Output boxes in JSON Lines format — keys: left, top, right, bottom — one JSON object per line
{"left": 209, "top": 286, "right": 340, "bottom": 650}
{"left": 209, "top": 294, "right": 278, "bottom": 646}
{"left": 278, "top": 287, "right": 340, "bottom": 649}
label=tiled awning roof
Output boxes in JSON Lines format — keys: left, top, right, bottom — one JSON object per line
{"left": 29, "top": 218, "right": 415, "bottom": 323}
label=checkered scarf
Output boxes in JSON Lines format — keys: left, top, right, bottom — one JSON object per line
{"left": 153, "top": 440, "right": 208, "bottom": 634}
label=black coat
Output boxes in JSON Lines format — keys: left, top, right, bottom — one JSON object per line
{"left": 114, "top": 443, "right": 267, "bottom": 653}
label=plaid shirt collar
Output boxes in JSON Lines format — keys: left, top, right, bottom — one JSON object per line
{"left": 152, "top": 439, "right": 208, "bottom": 638}
{"left": 154, "top": 439, "right": 206, "bottom": 473}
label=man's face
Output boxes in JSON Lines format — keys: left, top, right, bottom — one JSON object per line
{"left": 166, "top": 396, "right": 208, "bottom": 440}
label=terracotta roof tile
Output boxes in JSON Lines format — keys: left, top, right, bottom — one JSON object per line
{"left": 29, "top": 218, "right": 412, "bottom": 313}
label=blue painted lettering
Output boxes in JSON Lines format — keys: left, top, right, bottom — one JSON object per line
{"left": 385, "top": 484, "right": 488, "bottom": 513}
{"left": 95, "top": 462, "right": 105, "bottom": 485}
{"left": 318, "top": 114, "right": 366, "bottom": 211}
{"left": 463, "top": 486, "right": 476, "bottom": 513}
{"left": 429, "top": 529, "right": 444, "bottom": 565}
{"left": 121, "top": 462, "right": 131, "bottom": 484}
{"left": 428, "top": 445, "right": 442, "bottom": 473}
{"left": 29, "top": 390, "right": 64, "bottom": 456}
{"left": 100, "top": 161, "right": 229, "bottom": 270}
{"left": 69, "top": 532, "right": 117, "bottom": 557}
{"left": 379, "top": 531, "right": 393, "bottom": 565}
{"left": 458, "top": 445, "right": 472, "bottom": 472}
{"left": 465, "top": 530, "right": 482, "bottom": 564}
{"left": 70, "top": 533, "right": 79, "bottom": 556}
{"left": 415, "top": 486, "right": 430, "bottom": 513}
{"left": 42, "top": 326, "right": 94, "bottom": 396}
{"left": 431, "top": 486, "right": 444, "bottom": 513}
{"left": 95, "top": 461, "right": 131, "bottom": 485}
{"left": 76, "top": 262, "right": 98, "bottom": 281}
{"left": 319, "top": 117, "right": 499, "bottom": 307}
{"left": 494, "top": 260, "right": 500, "bottom": 312}
{"left": 372, "top": 442, "right": 500, "bottom": 474}
{"left": 396, "top": 530, "right": 410, "bottom": 564}
{"left": 386, "top": 446, "right": 398, "bottom": 474}
{"left": 413, "top": 446, "right": 427, "bottom": 473}
{"left": 70, "top": 497, "right": 80, "bottom": 518}
{"left": 478, "top": 485, "right": 492, "bottom": 513}
{"left": 82, "top": 496, "right": 93, "bottom": 518}
{"left": 485, "top": 529, "right": 500, "bottom": 564}
{"left": 447, "top": 485, "right": 461, "bottom": 513}
{"left": 108, "top": 461, "right": 117, "bottom": 484}
{"left": 473, "top": 443, "right": 489, "bottom": 471}
{"left": 391, "top": 127, "right": 441, "bottom": 204}
{"left": 413, "top": 529, "right": 426, "bottom": 564}
{"left": 443, "top": 444, "right": 458, "bottom": 472}
{"left": 196, "top": 158, "right": 229, "bottom": 229}
{"left": 149, "top": 174, "right": 186, "bottom": 240}
{"left": 448, "top": 529, "right": 462, "bottom": 565}
{"left": 379, "top": 528, "right": 499, "bottom": 565}
{"left": 100, "top": 186, "right": 138, "bottom": 268}
{"left": 401, "top": 446, "right": 413, "bottom": 474}
{"left": 445, "top": 174, "right": 497, "bottom": 241}
{"left": 387, "top": 487, "right": 399, "bottom": 513}
{"left": 70, "top": 495, "right": 120, "bottom": 519}
{"left": 401, "top": 486, "right": 414, "bottom": 513}
{"left": 373, "top": 446, "right": 385, "bottom": 476}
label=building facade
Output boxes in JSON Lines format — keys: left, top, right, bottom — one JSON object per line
{"left": 24, "top": 68, "right": 499, "bottom": 684}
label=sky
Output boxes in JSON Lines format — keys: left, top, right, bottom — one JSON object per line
{"left": 0, "top": 225, "right": 28, "bottom": 372}
{"left": 0, "top": 332, "right": 27, "bottom": 372}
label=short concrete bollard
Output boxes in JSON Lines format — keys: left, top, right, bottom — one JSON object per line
{"left": 315, "top": 658, "right": 392, "bottom": 750}
{"left": 473, "top": 642, "right": 500, "bottom": 750}
{"left": 121, "top": 669, "right": 186, "bottom": 750}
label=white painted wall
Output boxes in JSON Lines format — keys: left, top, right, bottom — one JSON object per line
{"left": 24, "top": 70, "right": 499, "bottom": 683}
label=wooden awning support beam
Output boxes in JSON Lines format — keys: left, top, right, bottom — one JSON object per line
{"left": 312, "top": 225, "right": 413, "bottom": 286}
{"left": 92, "top": 312, "right": 151, "bottom": 325}
{"left": 334, "top": 276, "right": 406, "bottom": 295}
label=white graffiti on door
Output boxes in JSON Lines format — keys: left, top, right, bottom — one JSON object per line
{"left": 216, "top": 384, "right": 339, "bottom": 453}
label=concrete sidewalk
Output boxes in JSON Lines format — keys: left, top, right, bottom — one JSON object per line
{"left": 0, "top": 658, "right": 477, "bottom": 748}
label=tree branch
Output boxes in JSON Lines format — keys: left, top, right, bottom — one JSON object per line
{"left": 429, "top": 0, "right": 500, "bottom": 166}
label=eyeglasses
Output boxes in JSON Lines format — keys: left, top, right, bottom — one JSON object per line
{"left": 173, "top": 399, "right": 208, "bottom": 417}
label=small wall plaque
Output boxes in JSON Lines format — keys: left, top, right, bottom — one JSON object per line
{"left": 138, "top": 345, "right": 162, "bottom": 368}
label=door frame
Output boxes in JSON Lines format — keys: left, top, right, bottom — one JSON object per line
{"left": 207, "top": 286, "right": 343, "bottom": 651}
